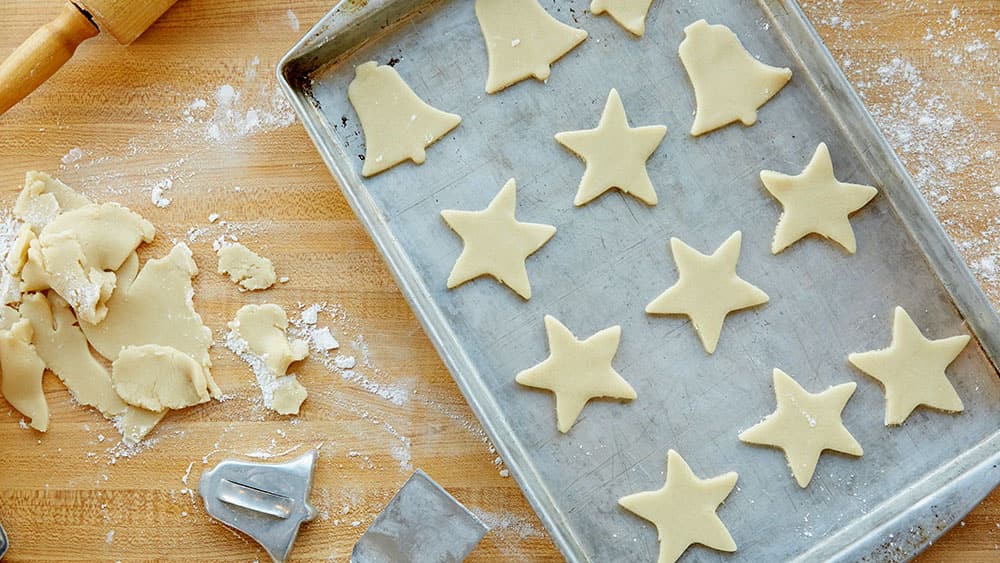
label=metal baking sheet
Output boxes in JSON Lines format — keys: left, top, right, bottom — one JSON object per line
{"left": 278, "top": 1, "right": 1000, "bottom": 560}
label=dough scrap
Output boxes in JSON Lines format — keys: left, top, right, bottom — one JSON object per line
{"left": 441, "top": 178, "right": 555, "bottom": 299}
{"left": 79, "top": 243, "right": 221, "bottom": 398}
{"left": 217, "top": 242, "right": 277, "bottom": 291}
{"left": 228, "top": 303, "right": 309, "bottom": 415}
{"left": 739, "top": 369, "right": 862, "bottom": 488}
{"left": 111, "top": 344, "right": 211, "bottom": 412}
{"left": 348, "top": 61, "right": 461, "bottom": 177}
{"left": 761, "top": 143, "right": 878, "bottom": 254}
{"left": 591, "top": 0, "right": 656, "bottom": 36}
{"left": 20, "top": 292, "right": 127, "bottom": 418}
{"left": 475, "top": 0, "right": 587, "bottom": 93}
{"left": 515, "top": 315, "right": 635, "bottom": 433}
{"left": 555, "top": 88, "right": 666, "bottom": 206}
{"left": 118, "top": 408, "right": 168, "bottom": 445}
{"left": 24, "top": 202, "right": 156, "bottom": 324}
{"left": 848, "top": 306, "right": 969, "bottom": 425}
{"left": 0, "top": 305, "right": 19, "bottom": 330}
{"left": 13, "top": 170, "right": 92, "bottom": 230}
{"left": 619, "top": 450, "right": 738, "bottom": 563}
{"left": 5, "top": 224, "right": 34, "bottom": 275}
{"left": 646, "top": 231, "right": 768, "bottom": 354}
{"left": 679, "top": 19, "right": 792, "bottom": 136}
{"left": 0, "top": 319, "right": 49, "bottom": 431}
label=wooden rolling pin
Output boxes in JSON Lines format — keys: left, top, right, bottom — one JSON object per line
{"left": 0, "top": 0, "right": 177, "bottom": 117}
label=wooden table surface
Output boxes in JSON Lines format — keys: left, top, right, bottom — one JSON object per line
{"left": 0, "top": 0, "right": 997, "bottom": 561}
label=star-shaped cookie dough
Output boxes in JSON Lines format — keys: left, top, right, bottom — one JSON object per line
{"left": 619, "top": 449, "right": 738, "bottom": 563}
{"left": 441, "top": 179, "right": 556, "bottom": 299}
{"left": 761, "top": 143, "right": 878, "bottom": 254}
{"left": 646, "top": 231, "right": 768, "bottom": 354}
{"left": 739, "top": 369, "right": 863, "bottom": 488}
{"left": 515, "top": 315, "right": 635, "bottom": 433}
{"left": 555, "top": 89, "right": 667, "bottom": 206}
{"left": 848, "top": 306, "right": 969, "bottom": 425}
{"left": 591, "top": 0, "right": 656, "bottom": 36}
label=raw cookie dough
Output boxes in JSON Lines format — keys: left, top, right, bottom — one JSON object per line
{"left": 555, "top": 88, "right": 667, "bottom": 206}
{"left": 591, "top": 0, "right": 656, "bottom": 36}
{"left": 0, "top": 319, "right": 48, "bottom": 431}
{"left": 112, "top": 344, "right": 211, "bottom": 412}
{"left": 441, "top": 178, "right": 556, "bottom": 299}
{"left": 848, "top": 306, "right": 969, "bottom": 425}
{"left": 217, "top": 242, "right": 277, "bottom": 291}
{"left": 761, "top": 143, "right": 878, "bottom": 254}
{"left": 79, "top": 243, "right": 221, "bottom": 398}
{"left": 515, "top": 315, "right": 635, "bottom": 433}
{"left": 679, "top": 20, "right": 792, "bottom": 136}
{"left": 228, "top": 303, "right": 309, "bottom": 415}
{"left": 20, "top": 292, "right": 127, "bottom": 418}
{"left": 619, "top": 450, "right": 738, "bottom": 563}
{"left": 5, "top": 224, "right": 34, "bottom": 275}
{"left": 119, "top": 408, "right": 168, "bottom": 445}
{"left": 646, "top": 231, "right": 768, "bottom": 354}
{"left": 348, "top": 61, "right": 461, "bottom": 177}
{"left": 475, "top": 0, "right": 587, "bottom": 93}
{"left": 22, "top": 202, "right": 155, "bottom": 324}
{"left": 739, "top": 369, "right": 862, "bottom": 488}
{"left": 13, "top": 170, "right": 91, "bottom": 230}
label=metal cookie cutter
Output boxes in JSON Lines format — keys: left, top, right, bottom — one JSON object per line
{"left": 199, "top": 450, "right": 318, "bottom": 563}
{"left": 351, "top": 469, "right": 489, "bottom": 563}
{"left": 0, "top": 520, "right": 8, "bottom": 559}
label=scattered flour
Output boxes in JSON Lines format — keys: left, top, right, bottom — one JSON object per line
{"left": 61, "top": 147, "right": 85, "bottom": 165}
{"left": 287, "top": 9, "right": 301, "bottom": 32}
{"left": 150, "top": 178, "right": 173, "bottom": 208}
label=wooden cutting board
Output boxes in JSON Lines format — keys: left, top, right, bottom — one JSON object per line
{"left": 0, "top": 0, "right": 996, "bottom": 560}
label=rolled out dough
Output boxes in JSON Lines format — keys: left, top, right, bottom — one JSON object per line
{"left": 112, "top": 344, "right": 212, "bottom": 412}
{"left": 475, "top": 0, "right": 587, "bottom": 93}
{"left": 229, "top": 303, "right": 309, "bottom": 415}
{"left": 0, "top": 319, "right": 48, "bottom": 431}
{"left": 217, "top": 242, "right": 277, "bottom": 291}
{"left": 591, "top": 0, "right": 656, "bottom": 36}
{"left": 13, "top": 170, "right": 92, "bottom": 230}
{"left": 20, "top": 291, "right": 127, "bottom": 418}
{"left": 79, "top": 243, "right": 221, "bottom": 399}
{"left": 679, "top": 20, "right": 792, "bottom": 136}
{"left": 348, "top": 61, "right": 461, "bottom": 177}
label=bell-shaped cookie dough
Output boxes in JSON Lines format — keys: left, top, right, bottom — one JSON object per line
{"left": 112, "top": 344, "right": 212, "bottom": 412}
{"left": 475, "top": 0, "right": 587, "bottom": 93}
{"left": 591, "top": 0, "right": 656, "bottom": 36}
{"left": 0, "top": 319, "right": 49, "bottom": 431}
{"left": 79, "top": 244, "right": 221, "bottom": 399}
{"left": 679, "top": 19, "right": 792, "bottom": 136}
{"left": 228, "top": 303, "right": 310, "bottom": 415}
{"left": 348, "top": 61, "right": 461, "bottom": 177}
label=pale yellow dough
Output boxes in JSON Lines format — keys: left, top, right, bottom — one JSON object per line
{"left": 555, "top": 88, "right": 666, "bottom": 206}
{"left": 217, "top": 242, "right": 276, "bottom": 291}
{"left": 22, "top": 202, "right": 155, "bottom": 324}
{"left": 591, "top": 0, "right": 656, "bottom": 36}
{"left": 679, "top": 19, "right": 792, "bottom": 136}
{"left": 515, "top": 315, "right": 635, "bottom": 433}
{"left": 740, "top": 369, "right": 862, "bottom": 488}
{"left": 441, "top": 179, "right": 555, "bottom": 299}
{"left": 348, "top": 61, "right": 461, "bottom": 177}
{"left": 112, "top": 344, "right": 211, "bottom": 412}
{"left": 229, "top": 304, "right": 309, "bottom": 415}
{"left": 475, "top": 0, "right": 587, "bottom": 93}
{"left": 619, "top": 450, "right": 738, "bottom": 563}
{"left": 13, "top": 170, "right": 91, "bottom": 230}
{"left": 761, "top": 143, "right": 878, "bottom": 254}
{"left": 0, "top": 319, "right": 48, "bottom": 431}
{"left": 80, "top": 243, "right": 221, "bottom": 398}
{"left": 849, "top": 306, "right": 969, "bottom": 425}
{"left": 646, "top": 232, "right": 768, "bottom": 354}
{"left": 20, "top": 292, "right": 127, "bottom": 418}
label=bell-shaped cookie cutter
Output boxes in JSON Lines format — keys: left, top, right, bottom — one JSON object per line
{"left": 198, "top": 449, "right": 318, "bottom": 563}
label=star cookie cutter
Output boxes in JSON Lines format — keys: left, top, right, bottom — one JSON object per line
{"left": 199, "top": 449, "right": 318, "bottom": 563}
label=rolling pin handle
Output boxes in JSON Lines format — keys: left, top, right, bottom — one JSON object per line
{"left": 0, "top": 1, "right": 99, "bottom": 117}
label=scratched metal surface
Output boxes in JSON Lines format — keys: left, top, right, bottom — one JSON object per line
{"left": 278, "top": 0, "right": 1000, "bottom": 561}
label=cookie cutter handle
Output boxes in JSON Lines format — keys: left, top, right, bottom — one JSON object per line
{"left": 217, "top": 478, "right": 294, "bottom": 519}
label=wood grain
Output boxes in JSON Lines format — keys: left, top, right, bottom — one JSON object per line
{"left": 0, "top": 0, "right": 996, "bottom": 561}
